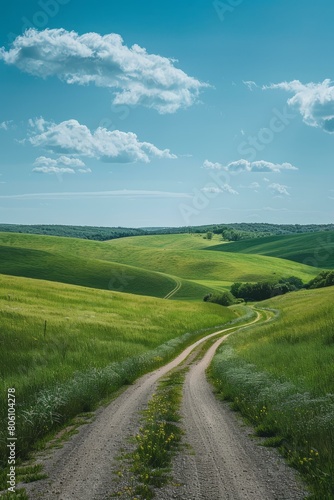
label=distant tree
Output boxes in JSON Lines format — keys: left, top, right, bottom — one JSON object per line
{"left": 203, "top": 291, "right": 236, "bottom": 306}
{"left": 278, "top": 276, "right": 304, "bottom": 290}
{"left": 230, "top": 282, "right": 242, "bottom": 297}
{"left": 229, "top": 276, "right": 304, "bottom": 302}
{"left": 206, "top": 231, "right": 213, "bottom": 240}
{"left": 306, "top": 270, "right": 334, "bottom": 289}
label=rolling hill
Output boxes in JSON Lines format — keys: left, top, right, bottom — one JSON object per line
{"left": 0, "top": 234, "right": 215, "bottom": 300}
{"left": 103, "top": 233, "right": 319, "bottom": 283}
{"left": 205, "top": 231, "right": 334, "bottom": 269}
{"left": 0, "top": 233, "right": 320, "bottom": 301}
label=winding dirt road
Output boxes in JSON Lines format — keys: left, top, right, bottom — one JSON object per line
{"left": 160, "top": 333, "right": 307, "bottom": 499}
{"left": 23, "top": 312, "right": 307, "bottom": 499}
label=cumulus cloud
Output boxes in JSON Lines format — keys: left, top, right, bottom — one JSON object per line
{"left": 0, "top": 29, "right": 209, "bottom": 114}
{"left": 201, "top": 184, "right": 239, "bottom": 195}
{"left": 32, "top": 155, "right": 91, "bottom": 174}
{"left": 203, "top": 159, "right": 297, "bottom": 173}
{"left": 33, "top": 166, "right": 76, "bottom": 174}
{"left": 203, "top": 160, "right": 223, "bottom": 170}
{"left": 28, "top": 118, "right": 176, "bottom": 163}
{"left": 264, "top": 79, "right": 334, "bottom": 133}
{"left": 269, "top": 183, "right": 290, "bottom": 196}
{"left": 221, "top": 184, "right": 239, "bottom": 195}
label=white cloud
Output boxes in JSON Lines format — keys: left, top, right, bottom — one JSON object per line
{"left": 28, "top": 118, "right": 176, "bottom": 163}
{"left": 1, "top": 29, "right": 209, "bottom": 114}
{"left": 250, "top": 161, "right": 297, "bottom": 172}
{"left": 201, "top": 184, "right": 239, "bottom": 195}
{"left": 33, "top": 166, "right": 76, "bottom": 174}
{"left": 34, "top": 156, "right": 86, "bottom": 168}
{"left": 203, "top": 160, "right": 223, "bottom": 170}
{"left": 243, "top": 80, "right": 258, "bottom": 91}
{"left": 0, "top": 120, "right": 14, "bottom": 130}
{"left": 32, "top": 155, "right": 90, "bottom": 174}
{"left": 268, "top": 183, "right": 290, "bottom": 196}
{"left": 78, "top": 168, "right": 92, "bottom": 174}
{"left": 249, "top": 182, "right": 260, "bottom": 190}
{"left": 201, "top": 186, "right": 221, "bottom": 194}
{"left": 221, "top": 184, "right": 239, "bottom": 195}
{"left": 264, "top": 79, "right": 334, "bottom": 133}
{"left": 203, "top": 159, "right": 298, "bottom": 173}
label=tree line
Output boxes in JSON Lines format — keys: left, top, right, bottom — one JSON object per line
{"left": 0, "top": 222, "right": 333, "bottom": 241}
{"left": 204, "top": 272, "right": 334, "bottom": 305}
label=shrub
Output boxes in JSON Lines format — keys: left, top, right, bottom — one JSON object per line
{"left": 203, "top": 291, "right": 236, "bottom": 306}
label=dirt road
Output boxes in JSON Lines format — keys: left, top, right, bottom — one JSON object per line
{"left": 23, "top": 312, "right": 307, "bottom": 499}
{"left": 160, "top": 333, "right": 307, "bottom": 499}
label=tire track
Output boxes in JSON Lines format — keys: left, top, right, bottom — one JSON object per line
{"left": 23, "top": 314, "right": 260, "bottom": 499}
{"left": 163, "top": 277, "right": 182, "bottom": 299}
{"left": 166, "top": 325, "right": 308, "bottom": 499}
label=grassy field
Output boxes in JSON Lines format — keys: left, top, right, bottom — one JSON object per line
{"left": 207, "top": 231, "right": 334, "bottom": 269}
{"left": 0, "top": 244, "right": 178, "bottom": 298}
{"left": 210, "top": 286, "right": 334, "bottom": 498}
{"left": 0, "top": 229, "right": 332, "bottom": 497}
{"left": 0, "top": 273, "right": 235, "bottom": 470}
{"left": 0, "top": 233, "right": 320, "bottom": 301}
{"left": 103, "top": 234, "right": 320, "bottom": 283}
{"left": 0, "top": 236, "right": 216, "bottom": 301}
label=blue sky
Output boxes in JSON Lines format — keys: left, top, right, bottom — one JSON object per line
{"left": 0, "top": 0, "right": 333, "bottom": 227}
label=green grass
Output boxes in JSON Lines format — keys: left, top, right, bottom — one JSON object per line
{"left": 210, "top": 286, "right": 334, "bottom": 498}
{"left": 0, "top": 244, "right": 178, "bottom": 298}
{"left": 0, "top": 273, "right": 235, "bottom": 471}
{"left": 128, "top": 369, "right": 186, "bottom": 497}
{"left": 206, "top": 231, "right": 334, "bottom": 269}
{"left": 0, "top": 236, "right": 217, "bottom": 301}
{"left": 0, "top": 232, "right": 320, "bottom": 301}
{"left": 103, "top": 234, "right": 319, "bottom": 283}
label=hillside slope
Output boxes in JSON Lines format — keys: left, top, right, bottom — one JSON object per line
{"left": 0, "top": 232, "right": 321, "bottom": 299}
{"left": 0, "top": 234, "right": 215, "bottom": 300}
{"left": 103, "top": 234, "right": 319, "bottom": 283}
{"left": 206, "top": 231, "right": 334, "bottom": 268}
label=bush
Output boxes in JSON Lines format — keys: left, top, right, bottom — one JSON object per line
{"left": 203, "top": 291, "right": 236, "bottom": 306}
{"left": 306, "top": 270, "right": 334, "bottom": 290}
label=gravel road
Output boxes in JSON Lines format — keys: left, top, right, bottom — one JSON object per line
{"left": 158, "top": 334, "right": 308, "bottom": 499}
{"left": 23, "top": 315, "right": 308, "bottom": 499}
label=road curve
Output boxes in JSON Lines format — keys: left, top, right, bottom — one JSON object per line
{"left": 23, "top": 317, "right": 258, "bottom": 499}
{"left": 22, "top": 310, "right": 306, "bottom": 499}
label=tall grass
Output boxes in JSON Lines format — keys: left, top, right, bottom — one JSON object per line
{"left": 210, "top": 287, "right": 334, "bottom": 498}
{"left": 0, "top": 273, "right": 235, "bottom": 471}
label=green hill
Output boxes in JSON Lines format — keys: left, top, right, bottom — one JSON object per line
{"left": 205, "top": 231, "right": 334, "bottom": 269}
{"left": 0, "top": 244, "right": 177, "bottom": 298}
{"left": 103, "top": 234, "right": 319, "bottom": 284}
{"left": 0, "top": 233, "right": 320, "bottom": 298}
{"left": 0, "top": 234, "right": 215, "bottom": 300}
